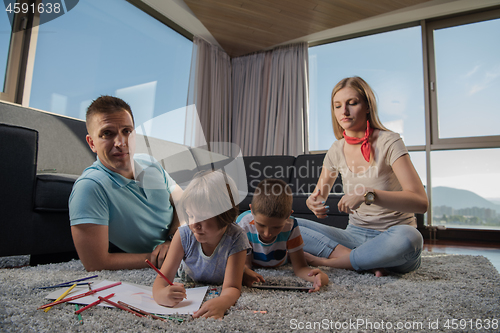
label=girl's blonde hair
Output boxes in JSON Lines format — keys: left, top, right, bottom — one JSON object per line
{"left": 331, "top": 76, "right": 389, "bottom": 140}
{"left": 179, "top": 170, "right": 239, "bottom": 229}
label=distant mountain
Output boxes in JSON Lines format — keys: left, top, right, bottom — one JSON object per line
{"left": 432, "top": 186, "right": 500, "bottom": 213}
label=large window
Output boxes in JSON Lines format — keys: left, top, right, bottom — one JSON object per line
{"left": 431, "top": 149, "right": 500, "bottom": 230}
{"left": 28, "top": 0, "right": 192, "bottom": 128}
{"left": 1, "top": 9, "right": 11, "bottom": 92}
{"left": 426, "top": 10, "right": 500, "bottom": 230}
{"left": 308, "top": 26, "right": 425, "bottom": 152}
{"left": 0, "top": 1, "right": 26, "bottom": 103}
{"left": 433, "top": 18, "right": 500, "bottom": 140}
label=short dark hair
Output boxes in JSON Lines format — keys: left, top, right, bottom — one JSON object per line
{"left": 86, "top": 95, "right": 134, "bottom": 131}
{"left": 251, "top": 179, "right": 293, "bottom": 219}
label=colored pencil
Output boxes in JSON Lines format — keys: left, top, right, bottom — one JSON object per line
{"left": 98, "top": 296, "right": 145, "bottom": 318}
{"left": 38, "top": 282, "right": 94, "bottom": 289}
{"left": 75, "top": 304, "right": 83, "bottom": 324}
{"left": 38, "top": 282, "right": 122, "bottom": 310}
{"left": 74, "top": 293, "right": 114, "bottom": 314}
{"left": 44, "top": 283, "right": 77, "bottom": 312}
{"left": 38, "top": 275, "right": 98, "bottom": 289}
{"left": 117, "top": 301, "right": 167, "bottom": 322}
{"left": 154, "top": 314, "right": 185, "bottom": 323}
{"left": 145, "top": 259, "right": 173, "bottom": 285}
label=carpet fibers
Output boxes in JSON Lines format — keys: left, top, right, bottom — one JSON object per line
{"left": 1, "top": 252, "right": 499, "bottom": 332}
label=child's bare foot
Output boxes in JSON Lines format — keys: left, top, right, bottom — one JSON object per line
{"left": 372, "top": 268, "right": 389, "bottom": 277}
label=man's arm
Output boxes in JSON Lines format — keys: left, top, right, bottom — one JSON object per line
{"left": 71, "top": 224, "right": 152, "bottom": 271}
{"left": 169, "top": 184, "right": 184, "bottom": 227}
{"left": 150, "top": 184, "right": 184, "bottom": 268}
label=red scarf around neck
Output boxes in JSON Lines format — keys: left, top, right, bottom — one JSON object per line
{"left": 343, "top": 121, "right": 373, "bottom": 162}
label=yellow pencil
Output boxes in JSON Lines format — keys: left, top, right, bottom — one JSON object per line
{"left": 44, "top": 283, "right": 78, "bottom": 312}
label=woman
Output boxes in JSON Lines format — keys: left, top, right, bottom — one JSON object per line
{"left": 300, "top": 76, "right": 428, "bottom": 276}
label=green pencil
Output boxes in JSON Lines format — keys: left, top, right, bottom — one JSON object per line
{"left": 75, "top": 304, "right": 83, "bottom": 324}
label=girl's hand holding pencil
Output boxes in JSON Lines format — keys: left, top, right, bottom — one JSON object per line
{"left": 162, "top": 283, "right": 187, "bottom": 307}
{"left": 146, "top": 259, "right": 187, "bottom": 307}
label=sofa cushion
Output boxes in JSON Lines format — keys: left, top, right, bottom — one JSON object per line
{"left": 34, "top": 174, "right": 79, "bottom": 212}
{"left": 290, "top": 154, "right": 343, "bottom": 194}
{"left": 243, "top": 155, "right": 296, "bottom": 192}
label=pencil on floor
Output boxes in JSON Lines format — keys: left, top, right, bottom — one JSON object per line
{"left": 38, "top": 282, "right": 122, "bottom": 310}
{"left": 75, "top": 304, "right": 83, "bottom": 324}
{"left": 44, "top": 283, "right": 77, "bottom": 312}
{"left": 75, "top": 293, "right": 114, "bottom": 314}
{"left": 117, "top": 301, "right": 167, "bottom": 322}
{"left": 98, "top": 296, "right": 145, "bottom": 318}
{"left": 38, "top": 275, "right": 98, "bottom": 289}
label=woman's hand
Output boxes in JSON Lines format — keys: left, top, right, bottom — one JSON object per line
{"left": 338, "top": 192, "right": 365, "bottom": 214}
{"left": 306, "top": 189, "right": 329, "bottom": 219}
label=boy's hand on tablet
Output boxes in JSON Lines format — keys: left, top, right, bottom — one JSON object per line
{"left": 308, "top": 268, "right": 329, "bottom": 293}
{"left": 242, "top": 268, "right": 265, "bottom": 287}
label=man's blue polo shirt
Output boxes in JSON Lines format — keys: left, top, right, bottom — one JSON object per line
{"left": 69, "top": 154, "right": 177, "bottom": 253}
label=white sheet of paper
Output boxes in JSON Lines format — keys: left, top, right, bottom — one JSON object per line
{"left": 45, "top": 280, "right": 208, "bottom": 315}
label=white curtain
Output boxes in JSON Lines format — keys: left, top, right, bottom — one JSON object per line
{"left": 188, "top": 38, "right": 309, "bottom": 156}
{"left": 232, "top": 43, "right": 309, "bottom": 156}
{"left": 186, "top": 36, "right": 232, "bottom": 154}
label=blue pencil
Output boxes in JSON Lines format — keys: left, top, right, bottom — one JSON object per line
{"left": 38, "top": 282, "right": 94, "bottom": 289}
{"left": 37, "top": 275, "right": 98, "bottom": 289}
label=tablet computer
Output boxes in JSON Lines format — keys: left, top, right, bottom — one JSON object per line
{"left": 252, "top": 284, "right": 311, "bottom": 291}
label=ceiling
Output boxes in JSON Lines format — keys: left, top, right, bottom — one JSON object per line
{"left": 142, "top": 0, "right": 500, "bottom": 58}
{"left": 182, "top": 0, "right": 433, "bottom": 57}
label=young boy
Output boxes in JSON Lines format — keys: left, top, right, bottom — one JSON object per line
{"left": 236, "top": 179, "right": 329, "bottom": 292}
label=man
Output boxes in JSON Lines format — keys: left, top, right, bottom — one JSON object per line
{"left": 69, "top": 96, "right": 183, "bottom": 271}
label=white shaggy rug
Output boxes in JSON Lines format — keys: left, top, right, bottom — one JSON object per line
{"left": 1, "top": 252, "right": 499, "bottom": 332}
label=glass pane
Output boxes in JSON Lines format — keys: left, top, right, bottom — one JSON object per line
{"left": 0, "top": 7, "right": 13, "bottom": 92}
{"left": 434, "top": 18, "right": 500, "bottom": 139}
{"left": 408, "top": 151, "right": 426, "bottom": 188}
{"left": 308, "top": 26, "right": 425, "bottom": 151}
{"left": 29, "top": 0, "right": 192, "bottom": 130}
{"left": 431, "top": 149, "right": 500, "bottom": 230}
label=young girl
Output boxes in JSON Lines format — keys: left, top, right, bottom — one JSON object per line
{"left": 152, "top": 170, "right": 250, "bottom": 319}
{"left": 300, "top": 76, "right": 428, "bottom": 276}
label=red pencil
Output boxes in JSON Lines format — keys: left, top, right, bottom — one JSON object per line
{"left": 38, "top": 282, "right": 122, "bottom": 310}
{"left": 145, "top": 259, "right": 173, "bottom": 285}
{"left": 117, "top": 301, "right": 168, "bottom": 322}
{"left": 74, "top": 293, "right": 114, "bottom": 314}
{"left": 98, "top": 296, "right": 145, "bottom": 318}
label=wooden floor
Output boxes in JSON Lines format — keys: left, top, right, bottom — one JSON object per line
{"left": 424, "top": 240, "right": 500, "bottom": 273}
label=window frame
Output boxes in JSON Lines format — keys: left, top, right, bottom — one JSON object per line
{"left": 425, "top": 8, "right": 500, "bottom": 150}
{"left": 0, "top": 0, "right": 31, "bottom": 103}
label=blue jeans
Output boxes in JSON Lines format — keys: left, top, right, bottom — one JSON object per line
{"left": 297, "top": 219, "right": 423, "bottom": 273}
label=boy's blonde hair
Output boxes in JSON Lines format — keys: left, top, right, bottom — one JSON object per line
{"left": 251, "top": 179, "right": 293, "bottom": 219}
{"left": 179, "top": 170, "right": 239, "bottom": 229}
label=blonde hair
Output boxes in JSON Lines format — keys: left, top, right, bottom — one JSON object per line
{"left": 331, "top": 77, "right": 389, "bottom": 140}
{"left": 179, "top": 170, "right": 239, "bottom": 229}
{"left": 251, "top": 179, "right": 293, "bottom": 219}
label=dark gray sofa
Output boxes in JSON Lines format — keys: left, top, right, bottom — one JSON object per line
{"left": 0, "top": 101, "right": 95, "bottom": 264}
{"left": 239, "top": 155, "right": 348, "bottom": 228}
